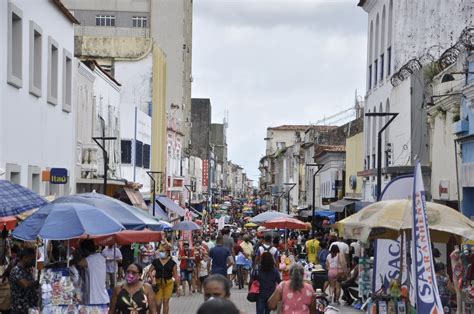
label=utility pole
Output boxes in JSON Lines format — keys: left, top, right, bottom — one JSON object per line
{"left": 284, "top": 183, "right": 297, "bottom": 215}
{"left": 92, "top": 136, "right": 117, "bottom": 195}
{"left": 365, "top": 112, "right": 398, "bottom": 200}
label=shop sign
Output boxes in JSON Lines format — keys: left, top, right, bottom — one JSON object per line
{"left": 438, "top": 180, "right": 449, "bottom": 200}
{"left": 50, "top": 168, "right": 68, "bottom": 184}
{"left": 202, "top": 160, "right": 209, "bottom": 187}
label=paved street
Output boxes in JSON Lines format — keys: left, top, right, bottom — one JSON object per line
{"left": 169, "top": 286, "right": 362, "bottom": 314}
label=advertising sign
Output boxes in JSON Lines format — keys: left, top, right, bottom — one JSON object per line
{"left": 50, "top": 168, "right": 68, "bottom": 184}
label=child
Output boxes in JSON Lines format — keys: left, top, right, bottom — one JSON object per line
{"left": 198, "top": 252, "right": 210, "bottom": 293}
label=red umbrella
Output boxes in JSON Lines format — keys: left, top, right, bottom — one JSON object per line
{"left": 74, "top": 229, "right": 162, "bottom": 247}
{"left": 0, "top": 216, "right": 17, "bottom": 231}
{"left": 263, "top": 217, "right": 308, "bottom": 230}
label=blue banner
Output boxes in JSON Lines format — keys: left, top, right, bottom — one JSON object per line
{"left": 411, "top": 162, "right": 443, "bottom": 313}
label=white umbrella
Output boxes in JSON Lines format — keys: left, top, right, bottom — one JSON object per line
{"left": 251, "top": 210, "right": 291, "bottom": 223}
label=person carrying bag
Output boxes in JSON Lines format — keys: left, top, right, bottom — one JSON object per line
{"left": 247, "top": 265, "right": 260, "bottom": 302}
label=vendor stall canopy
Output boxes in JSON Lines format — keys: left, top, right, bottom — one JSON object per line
{"left": 0, "top": 180, "right": 48, "bottom": 216}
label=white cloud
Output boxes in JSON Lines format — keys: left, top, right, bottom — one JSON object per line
{"left": 192, "top": 0, "right": 368, "bottom": 181}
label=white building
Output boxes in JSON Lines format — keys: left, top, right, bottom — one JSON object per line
{"left": 358, "top": 0, "right": 472, "bottom": 201}
{"left": 0, "top": 0, "right": 78, "bottom": 196}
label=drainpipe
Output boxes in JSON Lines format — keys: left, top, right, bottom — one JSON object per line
{"left": 133, "top": 107, "right": 137, "bottom": 182}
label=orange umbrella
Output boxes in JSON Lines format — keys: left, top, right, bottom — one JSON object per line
{"left": 264, "top": 217, "right": 308, "bottom": 230}
{"left": 0, "top": 216, "right": 17, "bottom": 231}
{"left": 74, "top": 229, "right": 163, "bottom": 246}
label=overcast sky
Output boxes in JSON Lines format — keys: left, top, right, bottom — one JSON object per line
{"left": 192, "top": 0, "right": 368, "bottom": 183}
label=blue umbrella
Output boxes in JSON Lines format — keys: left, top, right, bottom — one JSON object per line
{"left": 0, "top": 180, "right": 48, "bottom": 217}
{"left": 12, "top": 203, "right": 124, "bottom": 241}
{"left": 251, "top": 210, "right": 291, "bottom": 223}
{"left": 53, "top": 193, "right": 163, "bottom": 231}
{"left": 172, "top": 221, "right": 201, "bottom": 231}
{"left": 157, "top": 220, "right": 173, "bottom": 230}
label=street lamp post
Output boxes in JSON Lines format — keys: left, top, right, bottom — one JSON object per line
{"left": 306, "top": 163, "right": 324, "bottom": 238}
{"left": 283, "top": 183, "right": 297, "bottom": 215}
{"left": 365, "top": 112, "right": 398, "bottom": 201}
{"left": 92, "top": 136, "right": 117, "bottom": 195}
{"left": 184, "top": 182, "right": 195, "bottom": 208}
{"left": 146, "top": 171, "right": 162, "bottom": 216}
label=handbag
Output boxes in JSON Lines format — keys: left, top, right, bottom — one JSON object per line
{"left": 246, "top": 267, "right": 260, "bottom": 302}
{"left": 0, "top": 281, "right": 11, "bottom": 311}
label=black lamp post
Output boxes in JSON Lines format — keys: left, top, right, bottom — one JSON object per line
{"left": 283, "top": 183, "right": 297, "bottom": 215}
{"left": 365, "top": 112, "right": 398, "bottom": 201}
{"left": 92, "top": 136, "right": 117, "bottom": 195}
{"left": 306, "top": 163, "right": 324, "bottom": 237}
{"left": 146, "top": 171, "right": 162, "bottom": 216}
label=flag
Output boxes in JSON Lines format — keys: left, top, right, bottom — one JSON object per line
{"left": 373, "top": 239, "right": 401, "bottom": 293}
{"left": 411, "top": 162, "right": 443, "bottom": 313}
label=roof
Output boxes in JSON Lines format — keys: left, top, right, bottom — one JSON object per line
{"left": 305, "top": 125, "right": 338, "bottom": 133}
{"left": 51, "top": 0, "right": 80, "bottom": 24}
{"left": 314, "top": 145, "right": 346, "bottom": 157}
{"left": 268, "top": 125, "right": 312, "bottom": 131}
{"left": 83, "top": 59, "right": 122, "bottom": 87}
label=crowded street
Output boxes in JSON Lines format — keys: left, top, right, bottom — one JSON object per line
{"left": 2, "top": 0, "right": 474, "bottom": 313}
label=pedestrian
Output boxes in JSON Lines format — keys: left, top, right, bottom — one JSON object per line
{"left": 268, "top": 263, "right": 316, "bottom": 314}
{"left": 197, "top": 298, "right": 240, "bottom": 314}
{"left": 435, "top": 262, "right": 455, "bottom": 312}
{"left": 77, "top": 239, "right": 109, "bottom": 306}
{"left": 148, "top": 244, "right": 181, "bottom": 314}
{"left": 341, "top": 256, "right": 359, "bottom": 306}
{"left": 305, "top": 234, "right": 320, "bottom": 264}
{"left": 326, "top": 244, "right": 344, "bottom": 304}
{"left": 109, "top": 262, "right": 157, "bottom": 314}
{"left": 222, "top": 228, "right": 235, "bottom": 256}
{"left": 141, "top": 243, "right": 156, "bottom": 267}
{"left": 198, "top": 251, "right": 210, "bottom": 293}
{"left": 179, "top": 241, "right": 195, "bottom": 295}
{"left": 209, "top": 235, "right": 234, "bottom": 278}
{"left": 256, "top": 234, "right": 279, "bottom": 264}
{"left": 9, "top": 248, "right": 39, "bottom": 314}
{"left": 317, "top": 242, "right": 329, "bottom": 270}
{"left": 254, "top": 252, "right": 281, "bottom": 314}
{"left": 102, "top": 245, "right": 122, "bottom": 289}
{"left": 202, "top": 274, "right": 231, "bottom": 301}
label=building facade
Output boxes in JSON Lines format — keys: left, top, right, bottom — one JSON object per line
{"left": 1, "top": 0, "right": 78, "bottom": 196}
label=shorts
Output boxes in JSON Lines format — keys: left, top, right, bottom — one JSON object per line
{"left": 155, "top": 279, "right": 174, "bottom": 300}
{"left": 199, "top": 275, "right": 208, "bottom": 283}
{"left": 180, "top": 270, "right": 193, "bottom": 282}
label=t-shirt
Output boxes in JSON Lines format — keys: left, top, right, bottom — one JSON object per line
{"left": 330, "top": 241, "right": 350, "bottom": 256}
{"left": 306, "top": 239, "right": 320, "bottom": 264}
{"left": 222, "top": 236, "right": 235, "bottom": 254}
{"left": 179, "top": 248, "right": 195, "bottom": 270}
{"left": 350, "top": 241, "right": 362, "bottom": 257}
{"left": 258, "top": 244, "right": 279, "bottom": 261}
{"left": 209, "top": 245, "right": 231, "bottom": 277}
{"left": 101, "top": 247, "right": 122, "bottom": 273}
{"left": 240, "top": 241, "right": 254, "bottom": 258}
{"left": 257, "top": 268, "right": 281, "bottom": 300}
{"left": 327, "top": 254, "right": 341, "bottom": 270}
{"left": 199, "top": 260, "right": 209, "bottom": 277}
{"left": 279, "top": 281, "right": 314, "bottom": 314}
{"left": 85, "top": 253, "right": 109, "bottom": 305}
{"left": 10, "top": 265, "right": 38, "bottom": 313}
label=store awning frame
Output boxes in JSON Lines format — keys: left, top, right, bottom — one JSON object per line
{"left": 329, "top": 199, "right": 356, "bottom": 212}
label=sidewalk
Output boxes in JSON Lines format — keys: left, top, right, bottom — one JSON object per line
{"left": 169, "top": 286, "right": 362, "bottom": 313}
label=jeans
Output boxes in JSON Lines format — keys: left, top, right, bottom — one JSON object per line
{"left": 256, "top": 296, "right": 271, "bottom": 314}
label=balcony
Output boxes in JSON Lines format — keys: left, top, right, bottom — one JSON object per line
{"left": 453, "top": 119, "right": 469, "bottom": 134}
{"left": 74, "top": 25, "right": 150, "bottom": 38}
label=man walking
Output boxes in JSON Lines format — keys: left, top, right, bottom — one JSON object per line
{"left": 101, "top": 245, "right": 122, "bottom": 288}
{"left": 209, "top": 235, "right": 234, "bottom": 278}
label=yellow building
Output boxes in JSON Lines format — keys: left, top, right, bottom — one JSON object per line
{"left": 345, "top": 132, "right": 364, "bottom": 199}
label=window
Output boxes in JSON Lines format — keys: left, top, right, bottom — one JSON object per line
{"left": 7, "top": 2, "right": 23, "bottom": 88}
{"left": 366, "top": 156, "right": 370, "bottom": 170}
{"left": 374, "top": 60, "right": 378, "bottom": 85}
{"left": 372, "top": 154, "right": 376, "bottom": 169}
{"left": 47, "top": 37, "right": 59, "bottom": 105}
{"left": 132, "top": 16, "right": 147, "bottom": 28}
{"left": 368, "top": 65, "right": 372, "bottom": 89}
{"left": 29, "top": 21, "right": 42, "bottom": 96}
{"left": 28, "top": 166, "right": 40, "bottom": 193}
{"left": 387, "top": 47, "right": 392, "bottom": 76}
{"left": 6, "top": 163, "right": 21, "bottom": 185}
{"left": 62, "top": 49, "right": 72, "bottom": 112}
{"left": 95, "top": 15, "right": 115, "bottom": 26}
{"left": 380, "top": 53, "right": 384, "bottom": 81}
{"left": 121, "top": 140, "right": 132, "bottom": 163}
{"left": 143, "top": 144, "right": 150, "bottom": 169}
{"left": 135, "top": 140, "right": 143, "bottom": 167}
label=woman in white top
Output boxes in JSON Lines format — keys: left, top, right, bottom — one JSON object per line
{"left": 326, "top": 244, "right": 344, "bottom": 304}
{"left": 198, "top": 251, "right": 210, "bottom": 293}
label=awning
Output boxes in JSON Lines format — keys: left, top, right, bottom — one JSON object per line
{"left": 298, "top": 208, "right": 332, "bottom": 217}
{"left": 148, "top": 202, "right": 169, "bottom": 220}
{"left": 124, "top": 186, "right": 147, "bottom": 210}
{"left": 157, "top": 196, "right": 186, "bottom": 217}
{"left": 329, "top": 199, "right": 356, "bottom": 212}
{"left": 355, "top": 201, "right": 373, "bottom": 212}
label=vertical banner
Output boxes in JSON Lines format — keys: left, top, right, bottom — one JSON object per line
{"left": 411, "top": 162, "right": 443, "bottom": 313}
{"left": 373, "top": 175, "right": 414, "bottom": 294}
{"left": 373, "top": 239, "right": 401, "bottom": 293}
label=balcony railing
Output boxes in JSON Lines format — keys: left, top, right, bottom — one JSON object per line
{"left": 74, "top": 25, "right": 150, "bottom": 38}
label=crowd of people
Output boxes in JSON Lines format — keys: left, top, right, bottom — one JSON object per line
{"left": 1, "top": 199, "right": 469, "bottom": 314}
